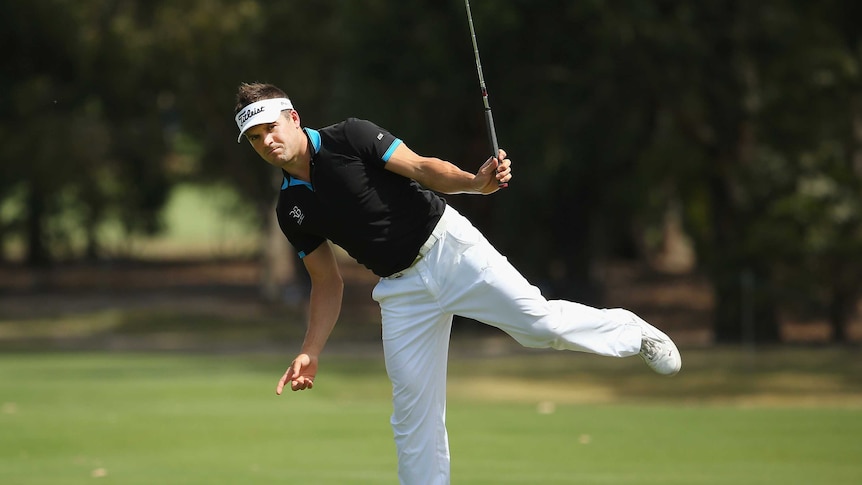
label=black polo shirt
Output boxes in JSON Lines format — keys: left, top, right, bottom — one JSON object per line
{"left": 275, "top": 118, "right": 446, "bottom": 277}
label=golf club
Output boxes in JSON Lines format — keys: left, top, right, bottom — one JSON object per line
{"left": 464, "top": 0, "right": 507, "bottom": 188}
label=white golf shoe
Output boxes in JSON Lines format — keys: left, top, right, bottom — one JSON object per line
{"left": 635, "top": 316, "right": 681, "bottom": 376}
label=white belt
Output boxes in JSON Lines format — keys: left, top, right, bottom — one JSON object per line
{"left": 386, "top": 207, "right": 451, "bottom": 279}
{"left": 411, "top": 207, "right": 450, "bottom": 266}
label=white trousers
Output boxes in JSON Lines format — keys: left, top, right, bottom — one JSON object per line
{"left": 372, "top": 205, "right": 643, "bottom": 485}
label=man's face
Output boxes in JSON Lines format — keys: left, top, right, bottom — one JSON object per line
{"left": 244, "top": 110, "right": 302, "bottom": 168}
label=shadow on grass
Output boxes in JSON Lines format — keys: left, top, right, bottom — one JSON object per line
{"left": 1, "top": 307, "right": 861, "bottom": 406}
{"left": 444, "top": 343, "right": 862, "bottom": 406}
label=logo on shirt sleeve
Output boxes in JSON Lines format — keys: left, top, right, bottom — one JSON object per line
{"left": 377, "top": 132, "right": 384, "bottom": 140}
{"left": 289, "top": 206, "right": 305, "bottom": 225}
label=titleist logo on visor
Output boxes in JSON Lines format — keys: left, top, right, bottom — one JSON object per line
{"left": 237, "top": 105, "right": 266, "bottom": 125}
{"left": 235, "top": 98, "right": 294, "bottom": 142}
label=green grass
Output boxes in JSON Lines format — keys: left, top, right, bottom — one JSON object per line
{"left": 1, "top": 350, "right": 861, "bottom": 484}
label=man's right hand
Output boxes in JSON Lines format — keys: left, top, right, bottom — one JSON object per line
{"left": 276, "top": 353, "right": 318, "bottom": 394}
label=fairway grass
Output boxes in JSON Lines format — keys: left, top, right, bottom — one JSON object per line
{"left": 1, "top": 349, "right": 861, "bottom": 484}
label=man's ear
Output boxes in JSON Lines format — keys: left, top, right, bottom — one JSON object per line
{"left": 288, "top": 109, "right": 301, "bottom": 127}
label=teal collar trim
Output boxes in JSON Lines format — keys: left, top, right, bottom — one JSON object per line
{"left": 282, "top": 176, "right": 313, "bottom": 191}
{"left": 304, "top": 127, "right": 321, "bottom": 154}
{"left": 279, "top": 128, "right": 320, "bottom": 191}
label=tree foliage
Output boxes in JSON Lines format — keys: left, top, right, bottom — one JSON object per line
{"left": 2, "top": 0, "right": 860, "bottom": 342}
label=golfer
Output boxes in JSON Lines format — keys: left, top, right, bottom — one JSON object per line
{"left": 234, "top": 82, "right": 681, "bottom": 485}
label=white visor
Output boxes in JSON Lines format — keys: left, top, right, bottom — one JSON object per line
{"left": 235, "top": 97, "right": 294, "bottom": 142}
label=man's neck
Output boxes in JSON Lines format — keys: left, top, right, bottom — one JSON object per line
{"left": 282, "top": 129, "right": 314, "bottom": 183}
{"left": 283, "top": 158, "right": 311, "bottom": 184}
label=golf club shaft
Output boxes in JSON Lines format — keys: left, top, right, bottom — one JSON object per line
{"left": 464, "top": 0, "right": 506, "bottom": 188}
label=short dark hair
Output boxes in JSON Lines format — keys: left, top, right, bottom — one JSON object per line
{"left": 234, "top": 83, "right": 288, "bottom": 114}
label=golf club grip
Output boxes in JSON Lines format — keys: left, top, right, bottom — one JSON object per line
{"left": 484, "top": 108, "right": 507, "bottom": 188}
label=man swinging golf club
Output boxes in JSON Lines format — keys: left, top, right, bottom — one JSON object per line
{"left": 234, "top": 82, "right": 681, "bottom": 485}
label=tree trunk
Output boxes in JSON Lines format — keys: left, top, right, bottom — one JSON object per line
{"left": 712, "top": 264, "right": 780, "bottom": 344}
{"left": 25, "top": 182, "right": 49, "bottom": 267}
{"left": 260, "top": 201, "right": 295, "bottom": 303}
{"left": 827, "top": 287, "right": 850, "bottom": 344}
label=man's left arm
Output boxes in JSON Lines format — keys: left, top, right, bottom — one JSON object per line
{"left": 384, "top": 143, "right": 511, "bottom": 195}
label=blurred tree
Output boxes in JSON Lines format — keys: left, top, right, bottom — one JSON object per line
{"left": 752, "top": 0, "right": 862, "bottom": 343}
{"left": 486, "top": 0, "right": 668, "bottom": 302}
{"left": 618, "top": 0, "right": 862, "bottom": 343}
{"left": 1, "top": 0, "right": 170, "bottom": 265}
{"left": 638, "top": 0, "right": 785, "bottom": 343}
{"left": 3, "top": 0, "right": 860, "bottom": 343}
{"left": 151, "top": 0, "right": 350, "bottom": 299}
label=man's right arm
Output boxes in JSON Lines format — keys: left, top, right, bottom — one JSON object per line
{"left": 276, "top": 241, "right": 344, "bottom": 394}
